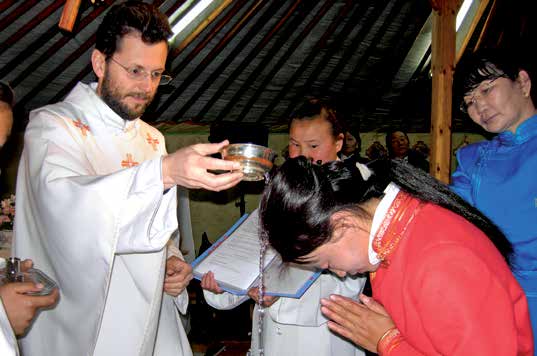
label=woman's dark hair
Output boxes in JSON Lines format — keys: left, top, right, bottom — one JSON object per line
{"left": 95, "top": 1, "right": 172, "bottom": 58}
{"left": 259, "top": 156, "right": 512, "bottom": 265}
{"left": 288, "top": 98, "right": 345, "bottom": 139}
{"left": 456, "top": 48, "right": 534, "bottom": 98}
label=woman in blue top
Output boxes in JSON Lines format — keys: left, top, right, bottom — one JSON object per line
{"left": 451, "top": 48, "right": 537, "bottom": 343}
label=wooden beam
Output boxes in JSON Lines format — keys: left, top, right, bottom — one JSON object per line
{"left": 430, "top": 0, "right": 459, "bottom": 183}
{"left": 59, "top": 0, "right": 82, "bottom": 32}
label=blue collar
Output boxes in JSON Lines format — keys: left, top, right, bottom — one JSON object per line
{"left": 497, "top": 114, "right": 537, "bottom": 146}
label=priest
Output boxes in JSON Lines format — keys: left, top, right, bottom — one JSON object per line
{"left": 13, "top": 2, "right": 242, "bottom": 355}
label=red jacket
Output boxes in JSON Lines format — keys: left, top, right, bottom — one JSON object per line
{"left": 372, "top": 196, "right": 533, "bottom": 355}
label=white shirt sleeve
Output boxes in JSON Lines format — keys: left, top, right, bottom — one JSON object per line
{"left": 203, "top": 289, "right": 249, "bottom": 310}
{"left": 0, "top": 301, "right": 17, "bottom": 356}
{"left": 268, "top": 273, "right": 366, "bottom": 326}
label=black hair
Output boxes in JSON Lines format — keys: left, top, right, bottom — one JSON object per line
{"left": 95, "top": 1, "right": 172, "bottom": 58}
{"left": 455, "top": 48, "right": 534, "bottom": 98}
{"left": 0, "top": 82, "right": 14, "bottom": 107}
{"left": 288, "top": 98, "right": 346, "bottom": 139}
{"left": 259, "top": 156, "right": 512, "bottom": 265}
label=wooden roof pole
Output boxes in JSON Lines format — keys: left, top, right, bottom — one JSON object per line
{"left": 59, "top": 0, "right": 81, "bottom": 32}
{"left": 429, "top": 0, "right": 460, "bottom": 183}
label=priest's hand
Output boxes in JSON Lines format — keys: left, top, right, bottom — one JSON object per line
{"left": 162, "top": 140, "right": 243, "bottom": 191}
{"left": 200, "top": 271, "right": 224, "bottom": 294}
{"left": 164, "top": 256, "right": 193, "bottom": 297}
{"left": 320, "top": 293, "right": 396, "bottom": 353}
{"left": 0, "top": 282, "right": 59, "bottom": 336}
{"left": 247, "top": 287, "right": 279, "bottom": 307}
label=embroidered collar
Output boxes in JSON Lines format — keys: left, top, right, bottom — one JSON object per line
{"left": 372, "top": 190, "right": 424, "bottom": 266}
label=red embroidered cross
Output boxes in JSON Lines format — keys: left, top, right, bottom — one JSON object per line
{"left": 146, "top": 133, "right": 159, "bottom": 151}
{"left": 121, "top": 153, "right": 139, "bottom": 168}
{"left": 72, "top": 118, "right": 90, "bottom": 137}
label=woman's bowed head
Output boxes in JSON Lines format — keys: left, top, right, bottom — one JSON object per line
{"left": 258, "top": 157, "right": 533, "bottom": 355}
{"left": 259, "top": 156, "right": 511, "bottom": 269}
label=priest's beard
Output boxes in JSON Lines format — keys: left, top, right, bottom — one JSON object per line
{"left": 100, "top": 72, "right": 154, "bottom": 121}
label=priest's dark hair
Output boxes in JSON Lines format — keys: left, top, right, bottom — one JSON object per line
{"left": 95, "top": 0, "right": 173, "bottom": 58}
{"left": 259, "top": 156, "right": 512, "bottom": 265}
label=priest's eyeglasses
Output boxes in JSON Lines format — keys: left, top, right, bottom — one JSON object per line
{"left": 459, "top": 76, "right": 503, "bottom": 114}
{"left": 109, "top": 57, "right": 173, "bottom": 85}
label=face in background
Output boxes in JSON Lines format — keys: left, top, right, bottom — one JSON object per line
{"left": 0, "top": 103, "right": 13, "bottom": 148}
{"left": 388, "top": 131, "right": 409, "bottom": 158}
{"left": 288, "top": 116, "right": 343, "bottom": 164}
{"left": 343, "top": 131, "right": 359, "bottom": 156}
{"left": 92, "top": 33, "right": 168, "bottom": 121}
{"left": 301, "top": 211, "right": 378, "bottom": 277}
{"left": 463, "top": 71, "right": 535, "bottom": 134}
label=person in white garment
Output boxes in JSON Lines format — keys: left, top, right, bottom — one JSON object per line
{"left": 13, "top": 2, "right": 242, "bottom": 355}
{"left": 202, "top": 99, "right": 366, "bottom": 356}
{"left": 1, "top": 82, "right": 60, "bottom": 356}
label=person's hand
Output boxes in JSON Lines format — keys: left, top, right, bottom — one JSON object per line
{"left": 320, "top": 293, "right": 396, "bottom": 353}
{"left": 200, "top": 271, "right": 223, "bottom": 294}
{"left": 162, "top": 140, "right": 243, "bottom": 191}
{"left": 247, "top": 287, "right": 279, "bottom": 307}
{"left": 0, "top": 282, "right": 59, "bottom": 336}
{"left": 164, "top": 256, "right": 193, "bottom": 297}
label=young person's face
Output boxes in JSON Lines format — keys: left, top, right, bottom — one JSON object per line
{"left": 463, "top": 71, "right": 533, "bottom": 134}
{"left": 288, "top": 116, "right": 343, "bottom": 164}
{"left": 301, "top": 212, "right": 378, "bottom": 277}
{"left": 93, "top": 33, "right": 168, "bottom": 121}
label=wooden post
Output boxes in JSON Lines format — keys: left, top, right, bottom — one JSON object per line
{"left": 59, "top": 0, "right": 82, "bottom": 32}
{"left": 429, "top": 0, "right": 460, "bottom": 183}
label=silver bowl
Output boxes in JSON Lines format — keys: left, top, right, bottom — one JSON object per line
{"left": 221, "top": 143, "right": 276, "bottom": 181}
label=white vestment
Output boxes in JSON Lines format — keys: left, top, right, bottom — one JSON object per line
{"left": 204, "top": 274, "right": 366, "bottom": 356}
{"left": 13, "top": 82, "right": 192, "bottom": 356}
{"left": 0, "top": 303, "right": 17, "bottom": 356}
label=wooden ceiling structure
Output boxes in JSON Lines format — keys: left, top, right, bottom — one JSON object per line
{"left": 1, "top": 0, "right": 536, "bottom": 136}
